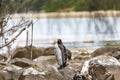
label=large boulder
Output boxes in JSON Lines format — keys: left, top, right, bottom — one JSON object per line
{"left": 12, "top": 46, "right": 45, "bottom": 59}
{"left": 20, "top": 65, "right": 65, "bottom": 80}
{"left": 12, "top": 46, "right": 72, "bottom": 60}
{"left": 91, "top": 46, "right": 120, "bottom": 57}
{"left": 88, "top": 63, "right": 120, "bottom": 80}
{"left": 59, "top": 67, "right": 76, "bottom": 80}
{"left": 20, "top": 67, "right": 46, "bottom": 80}
{"left": 20, "top": 65, "right": 78, "bottom": 80}
{"left": 0, "top": 64, "right": 23, "bottom": 80}
{"left": 81, "top": 56, "right": 120, "bottom": 74}
{"left": 78, "top": 56, "right": 120, "bottom": 80}
{"left": 10, "top": 58, "right": 39, "bottom": 67}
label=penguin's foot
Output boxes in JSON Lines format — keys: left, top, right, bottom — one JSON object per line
{"left": 63, "top": 63, "right": 68, "bottom": 67}
{"left": 58, "top": 64, "right": 68, "bottom": 70}
{"left": 58, "top": 65, "right": 63, "bottom": 70}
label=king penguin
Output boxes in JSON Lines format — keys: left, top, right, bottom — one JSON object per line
{"left": 54, "top": 39, "right": 67, "bottom": 69}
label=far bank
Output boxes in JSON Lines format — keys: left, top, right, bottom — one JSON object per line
{"left": 11, "top": 10, "right": 120, "bottom": 18}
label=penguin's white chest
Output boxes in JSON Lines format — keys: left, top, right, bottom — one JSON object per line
{"left": 54, "top": 44, "right": 63, "bottom": 65}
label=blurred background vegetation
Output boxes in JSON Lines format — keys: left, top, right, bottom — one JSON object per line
{"left": 18, "top": 0, "right": 120, "bottom": 12}
{"left": 1, "top": 0, "right": 120, "bottom": 13}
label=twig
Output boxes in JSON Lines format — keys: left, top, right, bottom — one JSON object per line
{"left": 4, "top": 21, "right": 33, "bottom": 63}
{"left": 30, "top": 23, "right": 33, "bottom": 59}
{"left": 1, "top": 20, "right": 30, "bottom": 35}
{"left": 0, "top": 21, "right": 33, "bottom": 49}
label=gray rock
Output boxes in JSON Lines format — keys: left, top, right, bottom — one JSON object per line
{"left": 88, "top": 63, "right": 115, "bottom": 80}
{"left": 92, "top": 46, "right": 120, "bottom": 57}
{"left": 19, "top": 75, "right": 46, "bottom": 80}
{"left": 59, "top": 67, "right": 76, "bottom": 80}
{"left": 20, "top": 65, "right": 65, "bottom": 80}
{"left": 81, "top": 56, "right": 120, "bottom": 74}
{"left": 1, "top": 65, "right": 23, "bottom": 80}
{"left": 33, "top": 55, "right": 56, "bottom": 65}
{"left": 0, "top": 73, "right": 4, "bottom": 80}
{"left": 79, "top": 56, "right": 120, "bottom": 80}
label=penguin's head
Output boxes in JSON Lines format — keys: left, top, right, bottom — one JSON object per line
{"left": 57, "top": 39, "right": 63, "bottom": 44}
{"left": 53, "top": 39, "right": 63, "bottom": 45}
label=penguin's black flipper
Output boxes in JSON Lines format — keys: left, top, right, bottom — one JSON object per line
{"left": 58, "top": 44, "right": 67, "bottom": 66}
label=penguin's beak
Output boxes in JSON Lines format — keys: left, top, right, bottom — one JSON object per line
{"left": 53, "top": 40, "right": 57, "bottom": 45}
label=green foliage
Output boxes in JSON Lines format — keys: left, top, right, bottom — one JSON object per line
{"left": 73, "top": 0, "right": 120, "bottom": 11}
{"left": 73, "top": 0, "right": 89, "bottom": 11}
{"left": 42, "top": 0, "right": 57, "bottom": 12}
{"left": 22, "top": 0, "right": 46, "bottom": 12}
{"left": 42, "top": 0, "right": 120, "bottom": 12}
{"left": 42, "top": 0, "right": 75, "bottom": 12}
{"left": 2, "top": 0, "right": 120, "bottom": 13}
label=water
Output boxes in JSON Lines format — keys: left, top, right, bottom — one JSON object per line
{"left": 2, "top": 17, "right": 120, "bottom": 52}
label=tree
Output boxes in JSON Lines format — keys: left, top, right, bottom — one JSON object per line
{"left": 0, "top": 0, "right": 33, "bottom": 63}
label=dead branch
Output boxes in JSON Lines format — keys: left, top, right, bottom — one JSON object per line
{"left": 1, "top": 20, "right": 30, "bottom": 35}
{"left": 30, "top": 24, "right": 33, "bottom": 59}
{"left": 0, "top": 21, "right": 33, "bottom": 49}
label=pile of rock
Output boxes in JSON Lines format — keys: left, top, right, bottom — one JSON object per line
{"left": 74, "top": 46, "right": 120, "bottom": 80}
{"left": 0, "top": 46, "right": 80, "bottom": 80}
{"left": 1, "top": 46, "right": 120, "bottom": 80}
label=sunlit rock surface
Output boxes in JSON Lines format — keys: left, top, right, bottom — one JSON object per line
{"left": 1, "top": 65, "right": 23, "bottom": 80}
{"left": 21, "top": 65, "right": 65, "bottom": 80}
{"left": 81, "top": 56, "right": 120, "bottom": 74}
{"left": 72, "top": 55, "right": 120, "bottom": 80}
{"left": 23, "top": 67, "right": 45, "bottom": 75}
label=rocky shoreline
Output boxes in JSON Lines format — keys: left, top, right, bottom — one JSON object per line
{"left": 0, "top": 46, "right": 120, "bottom": 80}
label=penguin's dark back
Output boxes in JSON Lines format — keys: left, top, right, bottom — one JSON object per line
{"left": 58, "top": 44, "right": 66, "bottom": 54}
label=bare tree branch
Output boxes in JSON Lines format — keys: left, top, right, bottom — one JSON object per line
{"left": 0, "top": 21, "right": 33, "bottom": 49}
{"left": 1, "top": 20, "right": 30, "bottom": 35}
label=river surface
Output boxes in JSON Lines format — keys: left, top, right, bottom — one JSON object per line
{"left": 2, "top": 17, "right": 120, "bottom": 52}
